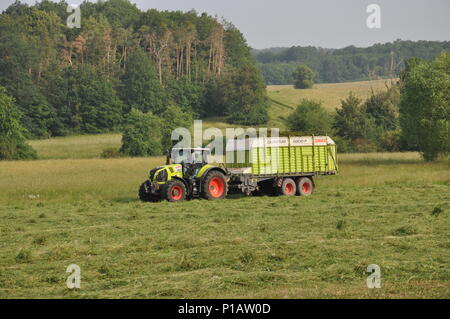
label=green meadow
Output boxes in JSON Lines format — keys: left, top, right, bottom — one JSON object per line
{"left": 1, "top": 79, "right": 448, "bottom": 299}
{"left": 0, "top": 152, "right": 448, "bottom": 298}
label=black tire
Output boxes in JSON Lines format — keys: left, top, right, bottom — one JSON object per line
{"left": 139, "top": 182, "right": 161, "bottom": 202}
{"left": 296, "top": 177, "right": 314, "bottom": 196}
{"left": 201, "top": 170, "right": 228, "bottom": 200}
{"left": 278, "top": 178, "right": 296, "bottom": 196}
{"left": 163, "top": 179, "right": 187, "bottom": 202}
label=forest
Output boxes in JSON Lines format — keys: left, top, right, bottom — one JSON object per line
{"left": 0, "top": 0, "right": 269, "bottom": 139}
{"left": 253, "top": 40, "right": 450, "bottom": 84}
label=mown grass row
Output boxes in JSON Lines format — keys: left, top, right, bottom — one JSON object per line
{"left": 0, "top": 153, "right": 448, "bottom": 298}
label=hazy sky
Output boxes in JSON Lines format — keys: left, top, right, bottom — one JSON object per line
{"left": 1, "top": 0, "right": 449, "bottom": 49}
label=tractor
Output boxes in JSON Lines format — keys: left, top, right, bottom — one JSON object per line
{"left": 138, "top": 148, "right": 228, "bottom": 202}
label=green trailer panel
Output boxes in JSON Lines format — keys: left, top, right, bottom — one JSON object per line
{"left": 226, "top": 136, "right": 338, "bottom": 176}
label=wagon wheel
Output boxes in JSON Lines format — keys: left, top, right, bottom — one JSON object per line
{"left": 296, "top": 177, "right": 314, "bottom": 196}
{"left": 278, "top": 178, "right": 296, "bottom": 196}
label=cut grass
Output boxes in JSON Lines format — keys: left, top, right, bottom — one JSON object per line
{"left": 0, "top": 153, "right": 448, "bottom": 298}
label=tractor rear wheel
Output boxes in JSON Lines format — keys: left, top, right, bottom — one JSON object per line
{"left": 296, "top": 177, "right": 314, "bottom": 196}
{"left": 279, "top": 178, "right": 296, "bottom": 196}
{"left": 202, "top": 171, "right": 228, "bottom": 200}
{"left": 163, "top": 179, "right": 187, "bottom": 202}
{"left": 139, "top": 182, "right": 161, "bottom": 202}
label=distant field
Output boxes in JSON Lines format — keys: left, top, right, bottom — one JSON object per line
{"left": 29, "top": 134, "right": 122, "bottom": 160}
{"left": 0, "top": 153, "right": 448, "bottom": 298}
{"left": 267, "top": 79, "right": 397, "bottom": 129}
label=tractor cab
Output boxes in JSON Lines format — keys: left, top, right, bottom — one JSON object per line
{"left": 169, "top": 148, "right": 211, "bottom": 165}
{"left": 169, "top": 148, "right": 211, "bottom": 180}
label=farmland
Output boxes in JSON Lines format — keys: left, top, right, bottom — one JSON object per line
{"left": 0, "top": 152, "right": 448, "bottom": 298}
{"left": 1, "top": 79, "right": 448, "bottom": 299}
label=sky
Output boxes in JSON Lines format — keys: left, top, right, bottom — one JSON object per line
{"left": 0, "top": 0, "right": 449, "bottom": 49}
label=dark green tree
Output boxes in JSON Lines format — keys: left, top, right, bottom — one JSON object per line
{"left": 207, "top": 65, "right": 269, "bottom": 125}
{"left": 292, "top": 64, "right": 315, "bottom": 89}
{"left": 364, "top": 84, "right": 400, "bottom": 131}
{"left": 120, "top": 108, "right": 163, "bottom": 157}
{"left": 160, "top": 104, "right": 193, "bottom": 152}
{"left": 334, "top": 92, "right": 377, "bottom": 141}
{"left": 119, "top": 49, "right": 168, "bottom": 114}
{"left": 63, "top": 66, "right": 123, "bottom": 133}
{"left": 166, "top": 78, "right": 203, "bottom": 114}
{"left": 0, "top": 86, "right": 37, "bottom": 160}
{"left": 287, "top": 99, "right": 332, "bottom": 135}
{"left": 399, "top": 53, "right": 450, "bottom": 161}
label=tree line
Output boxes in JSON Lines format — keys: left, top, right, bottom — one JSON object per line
{"left": 253, "top": 40, "right": 450, "bottom": 84}
{"left": 286, "top": 53, "right": 449, "bottom": 161}
{"left": 0, "top": 0, "right": 269, "bottom": 142}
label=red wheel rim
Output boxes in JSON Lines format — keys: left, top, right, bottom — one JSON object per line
{"left": 209, "top": 177, "right": 225, "bottom": 198}
{"left": 302, "top": 182, "right": 311, "bottom": 194}
{"left": 171, "top": 185, "right": 183, "bottom": 201}
{"left": 285, "top": 182, "right": 294, "bottom": 195}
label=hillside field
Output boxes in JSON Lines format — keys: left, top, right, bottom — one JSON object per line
{"left": 0, "top": 152, "right": 449, "bottom": 298}
{"left": 267, "top": 79, "right": 397, "bottom": 129}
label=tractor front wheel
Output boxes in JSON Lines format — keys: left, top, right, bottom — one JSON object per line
{"left": 139, "top": 182, "right": 161, "bottom": 202}
{"left": 163, "top": 179, "right": 187, "bottom": 202}
{"left": 202, "top": 171, "right": 228, "bottom": 200}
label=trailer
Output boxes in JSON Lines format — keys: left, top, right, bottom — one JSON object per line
{"left": 138, "top": 136, "right": 338, "bottom": 202}
{"left": 225, "top": 136, "right": 338, "bottom": 196}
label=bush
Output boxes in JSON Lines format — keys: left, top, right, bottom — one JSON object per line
{"left": 379, "top": 130, "right": 402, "bottom": 152}
{"left": 332, "top": 136, "right": 355, "bottom": 153}
{"left": 120, "top": 109, "right": 163, "bottom": 157}
{"left": 287, "top": 99, "right": 333, "bottom": 135}
{"left": 292, "top": 65, "right": 315, "bottom": 89}
{"left": 100, "top": 147, "right": 121, "bottom": 159}
{"left": 352, "top": 138, "right": 378, "bottom": 153}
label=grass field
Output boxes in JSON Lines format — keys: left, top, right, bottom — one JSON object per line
{"left": 0, "top": 152, "right": 448, "bottom": 298}
{"left": 7, "top": 79, "right": 448, "bottom": 298}
{"left": 29, "top": 133, "right": 122, "bottom": 160}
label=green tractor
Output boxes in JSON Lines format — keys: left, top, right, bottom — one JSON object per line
{"left": 139, "top": 148, "right": 228, "bottom": 202}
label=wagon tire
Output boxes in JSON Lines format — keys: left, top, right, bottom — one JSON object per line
{"left": 296, "top": 177, "right": 314, "bottom": 196}
{"left": 279, "top": 178, "right": 296, "bottom": 196}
